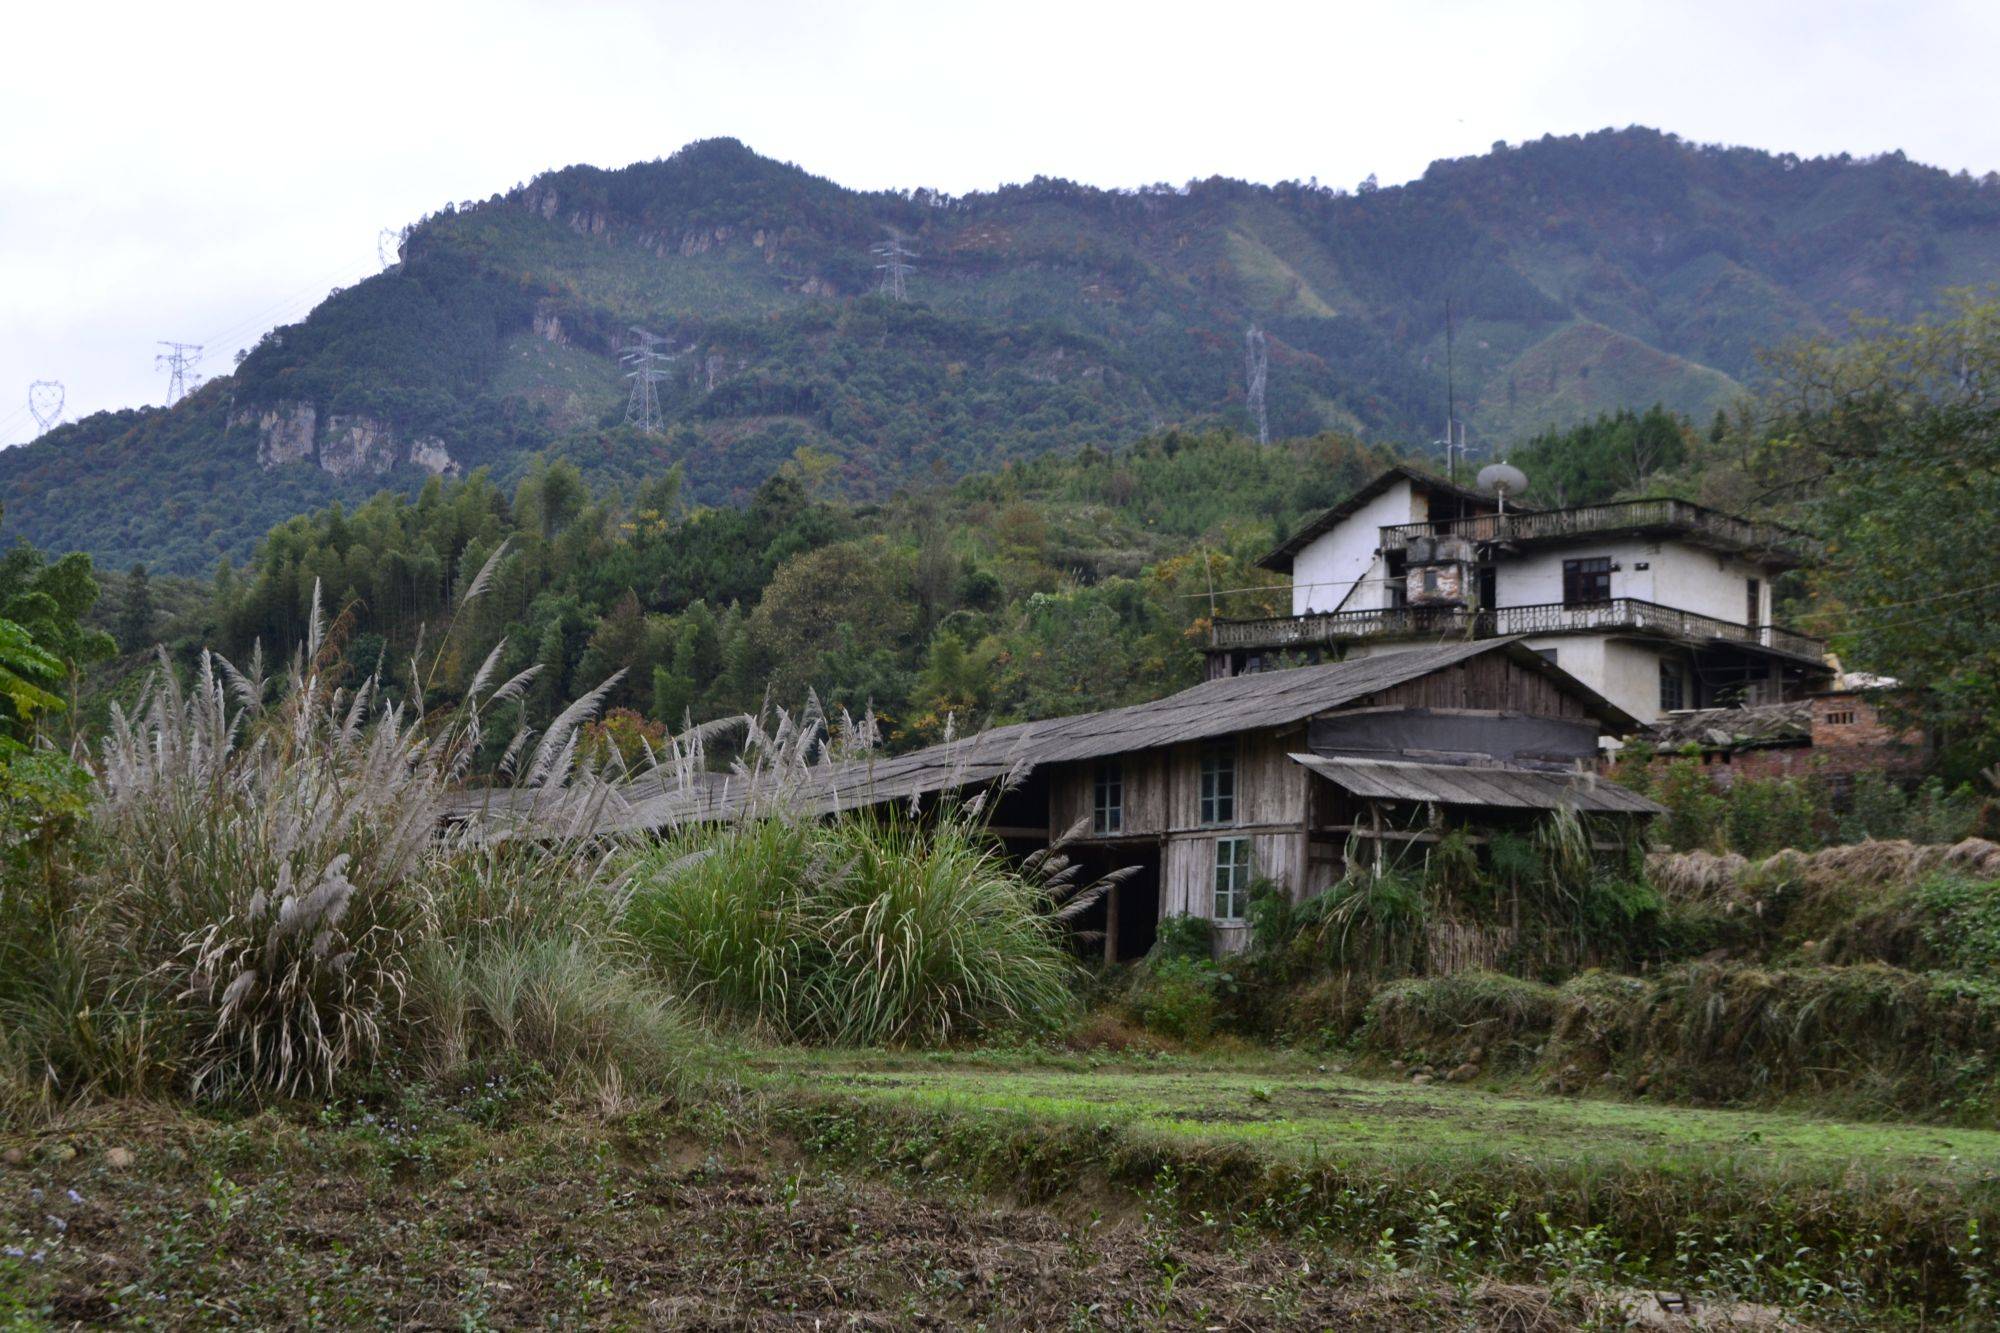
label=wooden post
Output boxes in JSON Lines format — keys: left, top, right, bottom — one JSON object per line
{"left": 1103, "top": 881, "right": 1120, "bottom": 965}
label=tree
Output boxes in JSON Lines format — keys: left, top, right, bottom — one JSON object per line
{"left": 1755, "top": 295, "right": 2000, "bottom": 775}
{"left": 118, "top": 562, "right": 157, "bottom": 652}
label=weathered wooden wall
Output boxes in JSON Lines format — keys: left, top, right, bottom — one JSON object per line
{"left": 1360, "top": 654, "right": 1596, "bottom": 720}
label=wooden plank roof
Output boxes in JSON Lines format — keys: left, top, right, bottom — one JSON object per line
{"left": 467, "top": 638, "right": 1636, "bottom": 837}
{"left": 1290, "top": 753, "right": 1663, "bottom": 815}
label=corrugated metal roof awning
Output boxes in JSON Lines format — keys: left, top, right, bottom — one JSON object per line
{"left": 1290, "top": 753, "right": 1663, "bottom": 815}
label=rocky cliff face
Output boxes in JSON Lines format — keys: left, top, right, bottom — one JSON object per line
{"left": 234, "top": 402, "right": 459, "bottom": 480}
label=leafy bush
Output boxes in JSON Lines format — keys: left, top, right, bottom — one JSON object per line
{"left": 1151, "top": 911, "right": 1215, "bottom": 964}
{"left": 1125, "top": 956, "right": 1225, "bottom": 1042}
{"left": 627, "top": 809, "right": 1085, "bottom": 1046}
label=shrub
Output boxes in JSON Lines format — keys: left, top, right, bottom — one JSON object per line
{"left": 1360, "top": 971, "right": 1559, "bottom": 1068}
{"left": 627, "top": 809, "right": 1084, "bottom": 1046}
{"left": 1152, "top": 911, "right": 1215, "bottom": 963}
{"left": 1125, "top": 956, "right": 1224, "bottom": 1042}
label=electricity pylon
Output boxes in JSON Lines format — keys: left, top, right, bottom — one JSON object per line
{"left": 621, "top": 328, "right": 677, "bottom": 433}
{"left": 872, "top": 234, "right": 917, "bottom": 301}
{"left": 156, "top": 342, "right": 202, "bottom": 405}
{"left": 1244, "top": 326, "right": 1269, "bottom": 445}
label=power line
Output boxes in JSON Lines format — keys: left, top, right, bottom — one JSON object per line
{"left": 155, "top": 341, "right": 202, "bottom": 405}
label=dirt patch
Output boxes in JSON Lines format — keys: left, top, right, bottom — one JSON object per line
{"left": 0, "top": 1107, "right": 1603, "bottom": 1330}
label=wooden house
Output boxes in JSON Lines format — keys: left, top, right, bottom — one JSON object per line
{"left": 587, "top": 638, "right": 1661, "bottom": 959}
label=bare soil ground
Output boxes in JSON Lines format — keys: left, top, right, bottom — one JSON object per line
{"left": 0, "top": 1101, "right": 1598, "bottom": 1330}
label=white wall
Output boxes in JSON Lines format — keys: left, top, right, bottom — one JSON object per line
{"left": 1290, "top": 478, "right": 1419, "bottom": 615}
{"left": 1497, "top": 538, "right": 1774, "bottom": 623}
{"left": 1523, "top": 634, "right": 1690, "bottom": 724}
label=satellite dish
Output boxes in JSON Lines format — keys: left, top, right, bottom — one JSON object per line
{"left": 1477, "top": 461, "right": 1528, "bottom": 510}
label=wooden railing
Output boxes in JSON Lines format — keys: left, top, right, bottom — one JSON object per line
{"left": 1210, "top": 598, "right": 1824, "bottom": 661}
{"left": 1379, "top": 499, "right": 1814, "bottom": 563}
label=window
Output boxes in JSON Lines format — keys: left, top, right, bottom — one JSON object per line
{"left": 1659, "top": 658, "right": 1686, "bottom": 712}
{"left": 1535, "top": 648, "right": 1560, "bottom": 666}
{"left": 1092, "top": 762, "right": 1123, "bottom": 834}
{"left": 1421, "top": 567, "right": 1439, "bottom": 594}
{"left": 1746, "top": 578, "right": 1762, "bottom": 627}
{"left": 1562, "top": 557, "right": 1613, "bottom": 606}
{"left": 1213, "top": 837, "right": 1253, "bottom": 921}
{"left": 1199, "top": 743, "right": 1236, "bottom": 825}
{"left": 1824, "top": 710, "right": 1856, "bottom": 727}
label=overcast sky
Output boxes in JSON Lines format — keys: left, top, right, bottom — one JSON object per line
{"left": 4, "top": 0, "right": 1998, "bottom": 445}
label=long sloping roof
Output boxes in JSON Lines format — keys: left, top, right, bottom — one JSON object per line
{"left": 576, "top": 638, "right": 1631, "bottom": 835}
{"left": 1259, "top": 465, "right": 1506, "bottom": 574}
{"left": 1291, "top": 753, "right": 1663, "bottom": 815}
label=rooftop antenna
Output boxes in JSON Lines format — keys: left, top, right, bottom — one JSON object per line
{"left": 1476, "top": 461, "right": 1529, "bottom": 514}
{"left": 156, "top": 341, "right": 202, "bottom": 405}
{"left": 26, "top": 380, "right": 64, "bottom": 434}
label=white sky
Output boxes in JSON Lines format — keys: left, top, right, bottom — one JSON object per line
{"left": 4, "top": 0, "right": 1998, "bottom": 445}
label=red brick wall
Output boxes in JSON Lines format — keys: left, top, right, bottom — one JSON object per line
{"left": 1621, "top": 691, "right": 1925, "bottom": 790}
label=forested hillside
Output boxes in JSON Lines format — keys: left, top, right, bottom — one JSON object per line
{"left": 9, "top": 128, "right": 2000, "bottom": 574}
{"left": 109, "top": 430, "right": 1389, "bottom": 754}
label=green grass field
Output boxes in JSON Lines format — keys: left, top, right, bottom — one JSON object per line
{"left": 779, "top": 1051, "right": 2000, "bottom": 1184}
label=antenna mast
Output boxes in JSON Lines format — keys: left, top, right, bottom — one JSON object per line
{"left": 156, "top": 342, "right": 203, "bottom": 405}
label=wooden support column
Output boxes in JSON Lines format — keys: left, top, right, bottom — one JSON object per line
{"left": 1103, "top": 881, "right": 1120, "bottom": 965}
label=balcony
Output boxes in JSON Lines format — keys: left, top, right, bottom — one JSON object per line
{"left": 1379, "top": 498, "right": 1816, "bottom": 568}
{"left": 1210, "top": 598, "right": 1826, "bottom": 663}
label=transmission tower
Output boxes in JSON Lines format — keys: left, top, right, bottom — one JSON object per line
{"left": 621, "top": 328, "right": 677, "bottom": 433}
{"left": 871, "top": 234, "right": 917, "bottom": 301}
{"left": 1244, "top": 326, "right": 1270, "bottom": 446}
{"left": 26, "top": 381, "right": 64, "bottom": 434}
{"left": 156, "top": 341, "right": 202, "bottom": 405}
{"left": 378, "top": 227, "right": 403, "bottom": 269}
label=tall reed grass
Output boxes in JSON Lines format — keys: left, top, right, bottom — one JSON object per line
{"left": 0, "top": 571, "right": 696, "bottom": 1117}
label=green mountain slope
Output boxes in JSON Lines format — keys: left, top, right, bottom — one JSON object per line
{"left": 8, "top": 128, "right": 2000, "bottom": 574}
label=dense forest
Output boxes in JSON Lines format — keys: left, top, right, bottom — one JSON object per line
{"left": 90, "top": 430, "right": 1390, "bottom": 758}
{"left": 9, "top": 128, "right": 2000, "bottom": 574}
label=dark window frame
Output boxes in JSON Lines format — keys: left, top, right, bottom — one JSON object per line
{"left": 1562, "top": 557, "right": 1613, "bottom": 606}
{"left": 1659, "top": 658, "right": 1686, "bottom": 712}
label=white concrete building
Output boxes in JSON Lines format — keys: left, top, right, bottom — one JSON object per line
{"left": 1210, "top": 466, "right": 1830, "bottom": 724}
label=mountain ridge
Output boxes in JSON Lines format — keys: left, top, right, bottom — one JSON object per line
{"left": 9, "top": 126, "right": 2000, "bottom": 574}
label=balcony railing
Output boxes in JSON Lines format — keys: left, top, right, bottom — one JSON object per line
{"left": 1210, "top": 598, "right": 1825, "bottom": 662}
{"left": 1379, "top": 499, "right": 1815, "bottom": 565}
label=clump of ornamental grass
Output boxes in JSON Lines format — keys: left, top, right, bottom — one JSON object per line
{"left": 2, "top": 563, "right": 697, "bottom": 1113}
{"left": 630, "top": 809, "right": 1095, "bottom": 1046}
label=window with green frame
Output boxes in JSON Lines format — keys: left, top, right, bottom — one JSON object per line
{"left": 1092, "top": 761, "right": 1123, "bottom": 834}
{"left": 1199, "top": 742, "right": 1236, "bottom": 825}
{"left": 1213, "top": 837, "right": 1252, "bottom": 921}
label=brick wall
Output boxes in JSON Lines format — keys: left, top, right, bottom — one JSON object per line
{"left": 1624, "top": 691, "right": 1925, "bottom": 790}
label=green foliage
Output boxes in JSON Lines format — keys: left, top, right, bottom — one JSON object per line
{"left": 1124, "top": 957, "right": 1226, "bottom": 1043}
{"left": 1755, "top": 295, "right": 2000, "bottom": 777}
{"left": 626, "top": 809, "right": 1083, "bottom": 1046}
{"left": 1149, "top": 912, "right": 1215, "bottom": 965}
{"left": 1508, "top": 404, "right": 1690, "bottom": 506}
